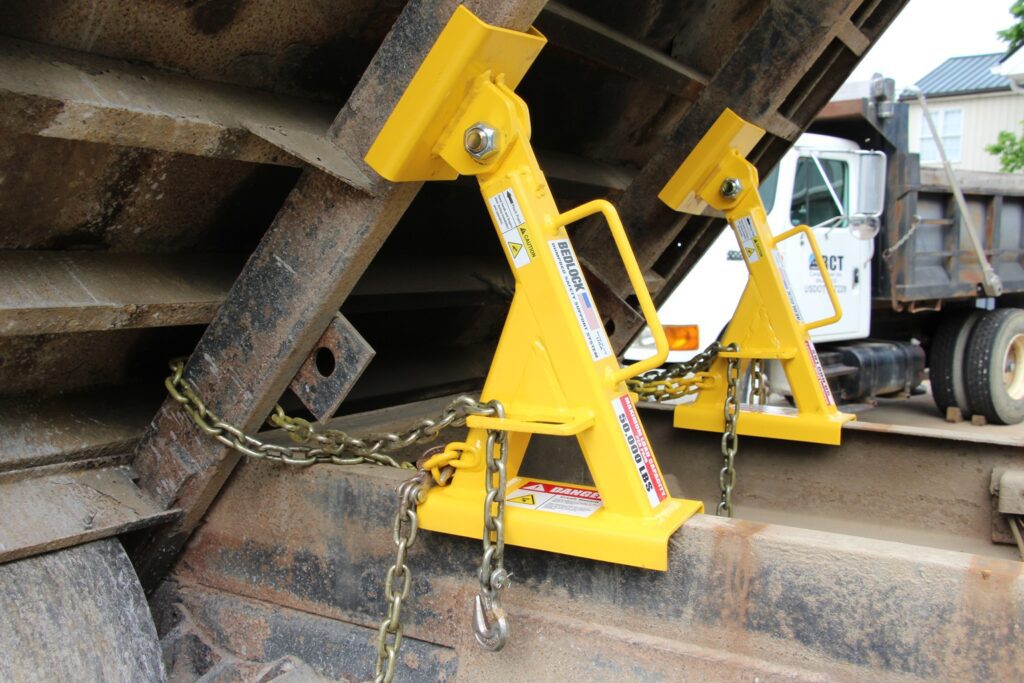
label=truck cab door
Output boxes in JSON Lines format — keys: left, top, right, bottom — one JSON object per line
{"left": 778, "top": 152, "right": 873, "bottom": 342}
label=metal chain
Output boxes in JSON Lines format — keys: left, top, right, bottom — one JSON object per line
{"left": 717, "top": 356, "right": 741, "bottom": 517}
{"left": 749, "top": 358, "right": 769, "bottom": 405}
{"left": 882, "top": 213, "right": 920, "bottom": 261}
{"left": 165, "top": 358, "right": 496, "bottom": 468}
{"left": 472, "top": 402, "right": 512, "bottom": 651}
{"left": 163, "top": 358, "right": 509, "bottom": 682}
{"left": 373, "top": 470, "right": 432, "bottom": 683}
{"left": 627, "top": 340, "right": 729, "bottom": 402}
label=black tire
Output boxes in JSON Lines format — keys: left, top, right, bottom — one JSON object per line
{"left": 929, "top": 309, "right": 982, "bottom": 417}
{"left": 965, "top": 308, "right": 1024, "bottom": 425}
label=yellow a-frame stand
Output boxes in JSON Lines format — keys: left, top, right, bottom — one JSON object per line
{"left": 365, "top": 7, "right": 701, "bottom": 570}
{"left": 660, "top": 110, "right": 854, "bottom": 445}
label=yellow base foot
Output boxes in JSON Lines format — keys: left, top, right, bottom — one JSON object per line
{"left": 674, "top": 402, "right": 853, "bottom": 446}
{"left": 418, "top": 476, "right": 702, "bottom": 571}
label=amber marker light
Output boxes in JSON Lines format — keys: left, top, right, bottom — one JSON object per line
{"left": 664, "top": 325, "right": 699, "bottom": 351}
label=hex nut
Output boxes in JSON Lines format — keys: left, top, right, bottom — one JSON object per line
{"left": 720, "top": 177, "right": 744, "bottom": 198}
{"left": 464, "top": 123, "right": 500, "bottom": 162}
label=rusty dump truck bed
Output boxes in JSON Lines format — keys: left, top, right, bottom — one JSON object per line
{"left": 2, "top": 1, "right": 1022, "bottom": 681}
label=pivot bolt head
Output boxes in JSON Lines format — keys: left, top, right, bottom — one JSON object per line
{"left": 720, "top": 178, "right": 744, "bottom": 198}
{"left": 464, "top": 123, "right": 500, "bottom": 162}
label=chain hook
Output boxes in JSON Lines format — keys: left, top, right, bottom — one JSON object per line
{"left": 473, "top": 591, "right": 510, "bottom": 651}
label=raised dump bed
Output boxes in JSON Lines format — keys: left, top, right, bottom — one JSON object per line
{"left": 5, "top": 1, "right": 1021, "bottom": 681}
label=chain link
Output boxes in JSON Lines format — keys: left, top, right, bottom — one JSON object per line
{"left": 165, "top": 358, "right": 497, "bottom": 468}
{"left": 749, "top": 358, "right": 769, "bottom": 405}
{"left": 474, "top": 402, "right": 511, "bottom": 651}
{"left": 717, "top": 355, "right": 741, "bottom": 517}
{"left": 882, "top": 213, "right": 920, "bottom": 261}
{"left": 163, "top": 358, "right": 509, "bottom": 682}
{"left": 627, "top": 340, "right": 729, "bottom": 401}
{"left": 373, "top": 470, "right": 431, "bottom": 683}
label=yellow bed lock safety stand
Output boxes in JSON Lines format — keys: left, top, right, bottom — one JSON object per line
{"left": 365, "top": 7, "right": 702, "bottom": 571}
{"left": 660, "top": 109, "right": 854, "bottom": 446}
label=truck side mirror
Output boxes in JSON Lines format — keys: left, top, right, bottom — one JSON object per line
{"left": 857, "top": 151, "right": 886, "bottom": 216}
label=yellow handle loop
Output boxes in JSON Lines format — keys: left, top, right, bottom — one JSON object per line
{"left": 772, "top": 224, "right": 843, "bottom": 331}
{"left": 553, "top": 199, "right": 669, "bottom": 385}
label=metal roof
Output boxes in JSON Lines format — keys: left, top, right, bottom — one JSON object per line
{"left": 915, "top": 53, "right": 1010, "bottom": 97}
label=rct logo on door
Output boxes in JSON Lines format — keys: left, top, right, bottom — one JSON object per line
{"left": 809, "top": 254, "right": 844, "bottom": 271}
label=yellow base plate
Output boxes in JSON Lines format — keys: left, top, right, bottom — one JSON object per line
{"left": 418, "top": 476, "right": 702, "bottom": 571}
{"left": 674, "top": 402, "right": 853, "bottom": 446}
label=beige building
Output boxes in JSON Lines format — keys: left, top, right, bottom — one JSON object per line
{"left": 904, "top": 53, "right": 1024, "bottom": 173}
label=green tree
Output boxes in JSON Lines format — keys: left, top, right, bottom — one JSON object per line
{"left": 999, "top": 0, "right": 1024, "bottom": 52}
{"left": 987, "top": 130, "right": 1024, "bottom": 172}
{"left": 988, "top": 2, "right": 1024, "bottom": 171}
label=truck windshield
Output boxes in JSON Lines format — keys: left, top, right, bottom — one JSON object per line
{"left": 759, "top": 165, "right": 780, "bottom": 213}
{"left": 790, "top": 156, "right": 848, "bottom": 227}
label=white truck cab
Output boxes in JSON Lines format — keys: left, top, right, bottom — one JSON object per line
{"left": 626, "top": 133, "right": 885, "bottom": 364}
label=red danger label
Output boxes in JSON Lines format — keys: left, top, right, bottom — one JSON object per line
{"left": 611, "top": 395, "right": 667, "bottom": 507}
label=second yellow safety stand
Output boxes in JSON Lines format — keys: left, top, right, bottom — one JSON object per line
{"left": 660, "top": 109, "right": 854, "bottom": 445}
{"left": 366, "top": 7, "right": 701, "bottom": 570}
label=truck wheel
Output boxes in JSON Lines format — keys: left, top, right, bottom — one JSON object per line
{"left": 965, "top": 308, "right": 1024, "bottom": 425}
{"left": 929, "top": 309, "right": 982, "bottom": 417}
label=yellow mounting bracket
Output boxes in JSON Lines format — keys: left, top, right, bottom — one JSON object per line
{"left": 366, "top": 7, "right": 701, "bottom": 570}
{"left": 660, "top": 109, "right": 854, "bottom": 446}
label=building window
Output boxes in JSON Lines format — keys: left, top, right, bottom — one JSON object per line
{"left": 790, "top": 157, "right": 849, "bottom": 227}
{"left": 919, "top": 108, "right": 962, "bottom": 163}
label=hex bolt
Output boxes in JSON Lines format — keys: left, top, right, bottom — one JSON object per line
{"left": 464, "top": 123, "right": 500, "bottom": 162}
{"left": 720, "top": 177, "right": 744, "bottom": 198}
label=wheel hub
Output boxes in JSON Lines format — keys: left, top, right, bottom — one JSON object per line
{"left": 1003, "top": 333, "right": 1024, "bottom": 400}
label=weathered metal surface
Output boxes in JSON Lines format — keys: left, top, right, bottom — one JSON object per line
{"left": 0, "top": 36, "right": 373, "bottom": 189}
{"left": 0, "top": 465, "right": 179, "bottom": 564}
{"left": 0, "top": 39, "right": 294, "bottom": 165}
{"left": 0, "top": 251, "right": 241, "bottom": 336}
{"left": 170, "top": 456, "right": 1024, "bottom": 680}
{"left": 0, "top": 133, "right": 298, "bottom": 253}
{"left": 0, "top": 389, "right": 154, "bottom": 473}
{"left": 535, "top": 2, "right": 708, "bottom": 99}
{"left": 0, "top": 0, "right": 407, "bottom": 103}
{"left": 130, "top": 0, "right": 549, "bottom": 590}
{"left": 289, "top": 313, "right": 374, "bottom": 421}
{"left": 153, "top": 580, "right": 457, "bottom": 681}
{"left": 0, "top": 539, "right": 164, "bottom": 681}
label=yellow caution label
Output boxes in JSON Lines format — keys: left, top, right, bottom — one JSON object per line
{"left": 508, "top": 493, "right": 535, "bottom": 505}
{"left": 508, "top": 242, "right": 524, "bottom": 258}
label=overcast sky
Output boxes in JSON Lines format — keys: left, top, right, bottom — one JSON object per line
{"left": 848, "top": 0, "right": 1015, "bottom": 89}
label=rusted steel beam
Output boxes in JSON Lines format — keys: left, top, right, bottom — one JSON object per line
{"left": 130, "top": 0, "right": 549, "bottom": 589}
{"left": 0, "top": 466, "right": 179, "bottom": 564}
{"left": 0, "top": 38, "right": 373, "bottom": 188}
{"left": 0, "top": 251, "right": 241, "bottom": 336}
{"left": 165, "top": 456, "right": 1024, "bottom": 681}
{"left": 535, "top": 2, "right": 708, "bottom": 99}
{"left": 572, "top": 0, "right": 909, "bottom": 349}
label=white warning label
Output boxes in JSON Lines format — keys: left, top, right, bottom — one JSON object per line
{"left": 506, "top": 480, "right": 603, "bottom": 518}
{"left": 549, "top": 239, "right": 612, "bottom": 361}
{"left": 611, "top": 394, "right": 667, "bottom": 508}
{"left": 805, "top": 339, "right": 835, "bottom": 405}
{"left": 773, "top": 250, "right": 804, "bottom": 322}
{"left": 734, "top": 215, "right": 763, "bottom": 264}
{"left": 488, "top": 188, "right": 534, "bottom": 269}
